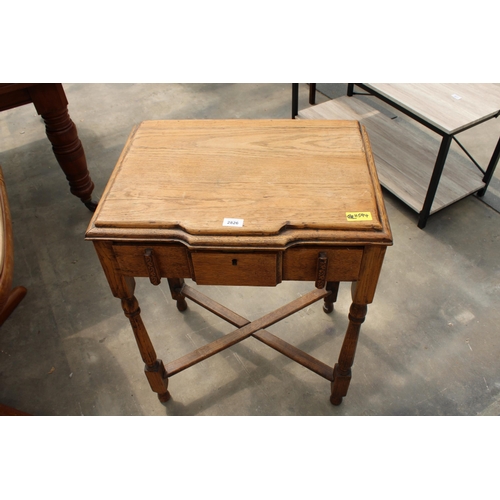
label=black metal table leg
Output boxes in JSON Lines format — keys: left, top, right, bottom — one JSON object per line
{"left": 418, "top": 134, "right": 453, "bottom": 229}
{"left": 309, "top": 83, "right": 316, "bottom": 105}
{"left": 477, "top": 136, "right": 500, "bottom": 197}
{"left": 292, "top": 83, "right": 299, "bottom": 119}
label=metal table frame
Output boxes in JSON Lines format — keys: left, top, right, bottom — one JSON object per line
{"left": 347, "top": 83, "right": 500, "bottom": 229}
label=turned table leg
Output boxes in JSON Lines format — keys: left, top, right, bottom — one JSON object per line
{"left": 121, "top": 291, "right": 170, "bottom": 402}
{"left": 41, "top": 108, "right": 96, "bottom": 210}
{"left": 93, "top": 242, "right": 170, "bottom": 401}
{"left": 330, "top": 302, "right": 367, "bottom": 405}
{"left": 28, "top": 84, "right": 97, "bottom": 211}
{"left": 329, "top": 245, "right": 386, "bottom": 405}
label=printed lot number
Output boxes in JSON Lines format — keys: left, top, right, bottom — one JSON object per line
{"left": 223, "top": 218, "right": 244, "bottom": 227}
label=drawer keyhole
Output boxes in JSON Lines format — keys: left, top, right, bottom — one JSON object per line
{"left": 232, "top": 259, "right": 238, "bottom": 266}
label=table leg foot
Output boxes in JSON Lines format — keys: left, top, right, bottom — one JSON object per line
{"left": 330, "top": 364, "right": 351, "bottom": 405}
{"left": 330, "top": 394, "right": 343, "bottom": 406}
{"left": 144, "top": 359, "right": 170, "bottom": 402}
{"left": 83, "top": 198, "right": 98, "bottom": 212}
{"left": 323, "top": 303, "right": 334, "bottom": 314}
{"left": 158, "top": 390, "right": 171, "bottom": 403}
{"left": 176, "top": 298, "right": 188, "bottom": 312}
{"left": 168, "top": 278, "right": 188, "bottom": 312}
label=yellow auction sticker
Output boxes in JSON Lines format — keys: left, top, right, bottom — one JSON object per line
{"left": 346, "top": 212, "right": 373, "bottom": 221}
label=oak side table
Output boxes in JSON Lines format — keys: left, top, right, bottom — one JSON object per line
{"left": 86, "top": 120, "right": 393, "bottom": 406}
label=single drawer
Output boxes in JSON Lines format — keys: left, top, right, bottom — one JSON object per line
{"left": 283, "top": 247, "right": 363, "bottom": 282}
{"left": 191, "top": 251, "right": 281, "bottom": 287}
{"left": 113, "top": 244, "right": 191, "bottom": 279}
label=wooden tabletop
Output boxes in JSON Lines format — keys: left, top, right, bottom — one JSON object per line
{"left": 87, "top": 120, "right": 392, "bottom": 247}
{"left": 365, "top": 83, "right": 500, "bottom": 135}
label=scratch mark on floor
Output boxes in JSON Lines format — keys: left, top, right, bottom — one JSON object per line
{"left": 233, "top": 352, "right": 251, "bottom": 376}
{"left": 416, "top": 387, "right": 448, "bottom": 406}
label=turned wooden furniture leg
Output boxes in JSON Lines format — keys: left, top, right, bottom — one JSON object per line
{"left": 323, "top": 281, "right": 340, "bottom": 314}
{"left": 93, "top": 241, "right": 170, "bottom": 402}
{"left": 330, "top": 245, "right": 386, "bottom": 405}
{"left": 330, "top": 302, "right": 367, "bottom": 405}
{"left": 41, "top": 108, "right": 96, "bottom": 211}
{"left": 167, "top": 278, "right": 188, "bottom": 312}
{"left": 121, "top": 289, "right": 170, "bottom": 402}
{"left": 27, "top": 84, "right": 97, "bottom": 211}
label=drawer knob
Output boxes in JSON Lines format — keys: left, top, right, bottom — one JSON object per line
{"left": 315, "top": 252, "right": 328, "bottom": 289}
{"left": 144, "top": 248, "right": 161, "bottom": 285}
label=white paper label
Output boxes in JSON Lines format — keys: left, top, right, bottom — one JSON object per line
{"left": 451, "top": 94, "right": 462, "bottom": 100}
{"left": 223, "top": 218, "right": 244, "bottom": 227}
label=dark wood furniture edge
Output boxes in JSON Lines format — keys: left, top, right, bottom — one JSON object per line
{"left": 0, "top": 166, "right": 27, "bottom": 326}
{"left": 0, "top": 84, "right": 97, "bottom": 210}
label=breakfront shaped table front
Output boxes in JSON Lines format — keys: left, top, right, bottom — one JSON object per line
{"left": 86, "top": 119, "right": 392, "bottom": 406}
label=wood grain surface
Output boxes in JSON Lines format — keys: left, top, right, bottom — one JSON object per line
{"left": 89, "top": 120, "right": 390, "bottom": 240}
{"left": 365, "top": 84, "right": 500, "bottom": 134}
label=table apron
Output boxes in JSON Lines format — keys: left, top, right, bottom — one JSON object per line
{"left": 110, "top": 243, "right": 365, "bottom": 286}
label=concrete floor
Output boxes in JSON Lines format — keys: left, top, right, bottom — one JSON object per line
{"left": 1, "top": 83, "right": 499, "bottom": 416}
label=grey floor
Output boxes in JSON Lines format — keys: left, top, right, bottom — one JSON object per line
{"left": 1, "top": 83, "right": 500, "bottom": 416}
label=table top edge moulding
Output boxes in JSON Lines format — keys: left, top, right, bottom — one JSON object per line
{"left": 86, "top": 119, "right": 393, "bottom": 248}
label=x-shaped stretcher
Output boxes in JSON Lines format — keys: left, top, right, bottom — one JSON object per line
{"left": 125, "top": 252, "right": 366, "bottom": 406}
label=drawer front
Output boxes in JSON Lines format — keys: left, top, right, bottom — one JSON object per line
{"left": 191, "top": 251, "right": 281, "bottom": 287}
{"left": 283, "top": 247, "right": 363, "bottom": 282}
{"left": 113, "top": 244, "right": 191, "bottom": 278}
